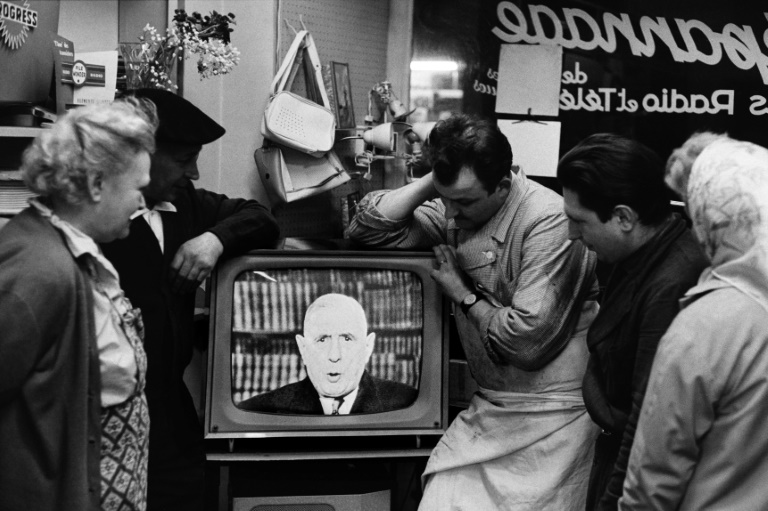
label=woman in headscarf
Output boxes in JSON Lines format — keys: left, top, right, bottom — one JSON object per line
{"left": 618, "top": 137, "right": 768, "bottom": 510}
{"left": 0, "top": 97, "right": 157, "bottom": 511}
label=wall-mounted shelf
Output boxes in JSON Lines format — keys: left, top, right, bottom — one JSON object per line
{"left": 0, "top": 126, "right": 46, "bottom": 138}
{"left": 0, "top": 170, "right": 22, "bottom": 181}
{"left": 0, "top": 128, "right": 41, "bottom": 216}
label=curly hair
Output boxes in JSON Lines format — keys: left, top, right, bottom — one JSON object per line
{"left": 423, "top": 114, "right": 513, "bottom": 194}
{"left": 22, "top": 96, "right": 158, "bottom": 205}
{"left": 665, "top": 131, "right": 727, "bottom": 201}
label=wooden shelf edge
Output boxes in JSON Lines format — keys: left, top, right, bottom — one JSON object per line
{"left": 0, "top": 170, "right": 23, "bottom": 180}
{"left": 207, "top": 448, "right": 433, "bottom": 462}
{"left": 0, "top": 126, "right": 46, "bottom": 137}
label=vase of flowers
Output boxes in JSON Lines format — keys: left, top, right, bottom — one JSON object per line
{"left": 119, "top": 9, "right": 240, "bottom": 91}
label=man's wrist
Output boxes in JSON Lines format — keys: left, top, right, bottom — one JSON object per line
{"left": 459, "top": 291, "right": 483, "bottom": 315}
{"left": 204, "top": 231, "right": 225, "bottom": 256}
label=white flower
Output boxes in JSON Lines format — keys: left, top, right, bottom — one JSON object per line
{"left": 125, "top": 13, "right": 239, "bottom": 91}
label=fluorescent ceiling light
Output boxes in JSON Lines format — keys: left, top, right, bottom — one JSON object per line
{"left": 410, "top": 60, "right": 459, "bottom": 71}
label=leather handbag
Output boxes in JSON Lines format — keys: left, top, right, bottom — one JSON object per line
{"left": 254, "top": 142, "right": 350, "bottom": 204}
{"left": 261, "top": 30, "right": 336, "bottom": 157}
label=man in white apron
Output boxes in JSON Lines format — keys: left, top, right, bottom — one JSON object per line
{"left": 349, "top": 114, "right": 600, "bottom": 510}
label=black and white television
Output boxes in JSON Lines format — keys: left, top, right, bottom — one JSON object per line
{"left": 204, "top": 242, "right": 449, "bottom": 441}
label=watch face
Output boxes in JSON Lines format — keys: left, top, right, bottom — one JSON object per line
{"left": 463, "top": 293, "right": 478, "bottom": 305}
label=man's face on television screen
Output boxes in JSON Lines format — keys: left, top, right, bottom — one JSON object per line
{"left": 296, "top": 295, "right": 375, "bottom": 399}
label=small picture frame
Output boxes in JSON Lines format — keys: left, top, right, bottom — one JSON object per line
{"left": 331, "top": 62, "right": 355, "bottom": 129}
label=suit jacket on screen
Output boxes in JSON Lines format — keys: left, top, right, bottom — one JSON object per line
{"left": 239, "top": 370, "right": 418, "bottom": 414}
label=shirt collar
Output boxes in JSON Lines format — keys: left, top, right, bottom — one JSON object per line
{"left": 131, "top": 201, "right": 177, "bottom": 220}
{"left": 29, "top": 197, "right": 121, "bottom": 283}
{"left": 29, "top": 197, "right": 100, "bottom": 260}
{"left": 679, "top": 269, "right": 723, "bottom": 309}
{"left": 152, "top": 201, "right": 177, "bottom": 212}
{"left": 490, "top": 170, "right": 528, "bottom": 243}
{"left": 615, "top": 215, "right": 684, "bottom": 276}
{"left": 680, "top": 261, "right": 768, "bottom": 315}
{"left": 319, "top": 386, "right": 360, "bottom": 415}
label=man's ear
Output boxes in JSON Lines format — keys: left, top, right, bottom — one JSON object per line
{"left": 613, "top": 205, "right": 639, "bottom": 231}
{"left": 495, "top": 177, "right": 512, "bottom": 199}
{"left": 87, "top": 173, "right": 103, "bottom": 202}
{"left": 365, "top": 332, "right": 376, "bottom": 360}
{"left": 295, "top": 334, "right": 307, "bottom": 359}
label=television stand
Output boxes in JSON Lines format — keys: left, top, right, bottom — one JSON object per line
{"left": 208, "top": 438, "right": 433, "bottom": 511}
{"left": 210, "top": 433, "right": 437, "bottom": 460}
{"left": 209, "top": 446, "right": 433, "bottom": 463}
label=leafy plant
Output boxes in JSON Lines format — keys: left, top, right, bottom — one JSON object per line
{"left": 120, "top": 9, "right": 241, "bottom": 91}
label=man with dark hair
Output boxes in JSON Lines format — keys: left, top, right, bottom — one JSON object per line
{"left": 349, "top": 114, "right": 600, "bottom": 509}
{"left": 101, "top": 89, "right": 280, "bottom": 511}
{"left": 557, "top": 133, "right": 708, "bottom": 510}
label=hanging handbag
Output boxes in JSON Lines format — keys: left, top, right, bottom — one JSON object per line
{"left": 261, "top": 30, "right": 336, "bottom": 157}
{"left": 254, "top": 142, "right": 350, "bottom": 204}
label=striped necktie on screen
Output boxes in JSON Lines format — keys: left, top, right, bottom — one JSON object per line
{"left": 331, "top": 397, "right": 344, "bottom": 415}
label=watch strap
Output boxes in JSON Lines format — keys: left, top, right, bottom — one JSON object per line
{"left": 459, "top": 291, "right": 482, "bottom": 315}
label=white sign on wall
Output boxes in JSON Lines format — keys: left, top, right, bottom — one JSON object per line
{"left": 499, "top": 120, "right": 561, "bottom": 178}
{"left": 0, "top": 0, "right": 38, "bottom": 50}
{"left": 496, "top": 43, "right": 563, "bottom": 116}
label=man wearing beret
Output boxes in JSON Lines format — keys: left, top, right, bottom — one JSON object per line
{"left": 101, "top": 89, "right": 280, "bottom": 511}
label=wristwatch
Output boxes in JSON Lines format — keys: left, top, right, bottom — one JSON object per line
{"left": 459, "top": 291, "right": 482, "bottom": 315}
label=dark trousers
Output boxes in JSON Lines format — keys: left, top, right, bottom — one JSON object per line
{"left": 586, "top": 432, "right": 622, "bottom": 510}
{"left": 147, "top": 458, "right": 206, "bottom": 511}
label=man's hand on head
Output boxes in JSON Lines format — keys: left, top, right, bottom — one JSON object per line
{"left": 168, "top": 232, "right": 224, "bottom": 293}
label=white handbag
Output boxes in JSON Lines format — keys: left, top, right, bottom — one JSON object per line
{"left": 261, "top": 30, "right": 336, "bottom": 157}
{"left": 254, "top": 143, "right": 350, "bottom": 204}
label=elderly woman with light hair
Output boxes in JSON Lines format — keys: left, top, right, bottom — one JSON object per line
{"left": 619, "top": 137, "right": 768, "bottom": 510}
{"left": 0, "top": 98, "right": 157, "bottom": 511}
{"left": 664, "top": 131, "right": 726, "bottom": 201}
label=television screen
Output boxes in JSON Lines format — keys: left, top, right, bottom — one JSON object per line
{"left": 205, "top": 247, "right": 448, "bottom": 439}
{"left": 231, "top": 267, "right": 422, "bottom": 414}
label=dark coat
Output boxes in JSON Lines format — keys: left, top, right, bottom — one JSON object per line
{"left": 582, "top": 215, "right": 709, "bottom": 511}
{"left": 0, "top": 208, "right": 101, "bottom": 511}
{"left": 101, "top": 183, "right": 278, "bottom": 507}
{"left": 239, "top": 370, "right": 418, "bottom": 414}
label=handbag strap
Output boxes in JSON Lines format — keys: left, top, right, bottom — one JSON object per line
{"left": 302, "top": 33, "right": 331, "bottom": 108}
{"left": 271, "top": 29, "right": 309, "bottom": 95}
{"left": 270, "top": 30, "right": 331, "bottom": 109}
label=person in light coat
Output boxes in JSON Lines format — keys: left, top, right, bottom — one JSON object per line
{"left": 619, "top": 136, "right": 768, "bottom": 510}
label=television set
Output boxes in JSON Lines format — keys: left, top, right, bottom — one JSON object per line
{"left": 204, "top": 242, "right": 449, "bottom": 442}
